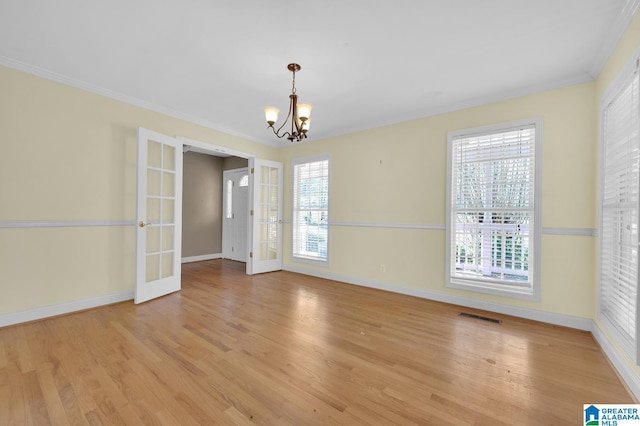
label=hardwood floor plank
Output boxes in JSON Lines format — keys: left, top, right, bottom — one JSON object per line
{"left": 195, "top": 358, "right": 284, "bottom": 424}
{"left": 221, "top": 347, "right": 350, "bottom": 424}
{"left": 16, "top": 331, "right": 35, "bottom": 374}
{"left": 0, "top": 335, "right": 8, "bottom": 369}
{"left": 223, "top": 405, "right": 259, "bottom": 426}
{"left": 59, "top": 363, "right": 99, "bottom": 417}
{"left": 0, "top": 259, "right": 635, "bottom": 424}
{"left": 36, "top": 364, "right": 71, "bottom": 426}
{"left": 109, "top": 321, "right": 163, "bottom": 364}
{"left": 5, "top": 366, "right": 32, "bottom": 425}
{"left": 56, "top": 382, "right": 88, "bottom": 426}
{"left": 83, "top": 409, "right": 104, "bottom": 425}
{"left": 24, "top": 370, "right": 50, "bottom": 425}
{"left": 123, "top": 358, "right": 203, "bottom": 424}
{"left": 154, "top": 408, "right": 186, "bottom": 426}
{"left": 0, "top": 381, "right": 9, "bottom": 426}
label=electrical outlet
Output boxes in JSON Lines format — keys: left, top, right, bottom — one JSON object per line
{"left": 380, "top": 264, "right": 386, "bottom": 273}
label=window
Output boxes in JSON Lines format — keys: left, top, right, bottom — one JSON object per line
{"left": 599, "top": 57, "right": 640, "bottom": 363}
{"left": 446, "top": 119, "right": 542, "bottom": 299}
{"left": 293, "top": 155, "right": 329, "bottom": 262}
{"left": 226, "top": 179, "right": 233, "bottom": 219}
{"left": 225, "top": 174, "right": 248, "bottom": 219}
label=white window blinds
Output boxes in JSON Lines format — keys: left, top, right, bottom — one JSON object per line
{"left": 447, "top": 120, "right": 540, "bottom": 299}
{"left": 293, "top": 156, "right": 329, "bottom": 262}
{"left": 599, "top": 66, "right": 640, "bottom": 362}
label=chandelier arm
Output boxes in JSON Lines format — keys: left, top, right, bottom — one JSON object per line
{"left": 291, "top": 95, "right": 302, "bottom": 136}
{"left": 267, "top": 125, "right": 293, "bottom": 140}
{"left": 275, "top": 94, "right": 295, "bottom": 136}
{"left": 291, "top": 101, "right": 297, "bottom": 137}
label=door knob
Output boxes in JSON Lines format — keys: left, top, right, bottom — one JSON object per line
{"left": 139, "top": 221, "right": 153, "bottom": 228}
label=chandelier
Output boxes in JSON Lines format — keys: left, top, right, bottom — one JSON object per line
{"left": 264, "top": 63, "right": 313, "bottom": 142}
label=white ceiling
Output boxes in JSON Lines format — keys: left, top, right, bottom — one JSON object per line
{"left": 0, "top": 0, "right": 636, "bottom": 146}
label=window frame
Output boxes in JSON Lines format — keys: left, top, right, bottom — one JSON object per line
{"left": 292, "top": 153, "right": 330, "bottom": 265}
{"left": 445, "top": 118, "right": 543, "bottom": 301}
{"left": 597, "top": 52, "right": 640, "bottom": 364}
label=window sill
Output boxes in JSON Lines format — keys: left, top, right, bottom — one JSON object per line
{"left": 446, "top": 277, "right": 539, "bottom": 302}
{"left": 292, "top": 255, "right": 329, "bottom": 267}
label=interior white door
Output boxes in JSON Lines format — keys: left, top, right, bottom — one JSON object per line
{"left": 247, "top": 158, "right": 283, "bottom": 274}
{"left": 135, "top": 127, "right": 183, "bottom": 303}
{"left": 222, "top": 168, "right": 248, "bottom": 262}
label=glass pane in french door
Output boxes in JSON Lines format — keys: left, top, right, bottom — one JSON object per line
{"left": 145, "top": 138, "right": 176, "bottom": 283}
{"left": 257, "top": 164, "right": 279, "bottom": 261}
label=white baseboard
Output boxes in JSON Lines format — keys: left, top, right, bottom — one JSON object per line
{"left": 0, "top": 290, "right": 134, "bottom": 328}
{"left": 283, "top": 263, "right": 592, "bottom": 331}
{"left": 592, "top": 322, "right": 640, "bottom": 401}
{"left": 181, "top": 253, "right": 222, "bottom": 263}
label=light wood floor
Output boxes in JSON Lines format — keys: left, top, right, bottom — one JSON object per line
{"left": 0, "top": 260, "right": 634, "bottom": 425}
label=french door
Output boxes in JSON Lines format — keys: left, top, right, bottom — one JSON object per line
{"left": 247, "top": 158, "right": 283, "bottom": 274}
{"left": 135, "top": 128, "right": 183, "bottom": 303}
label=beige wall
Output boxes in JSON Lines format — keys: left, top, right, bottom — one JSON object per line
{"left": 223, "top": 156, "right": 249, "bottom": 170}
{"left": 280, "top": 81, "right": 597, "bottom": 319}
{"left": 182, "top": 152, "right": 223, "bottom": 257}
{"left": 0, "top": 65, "right": 277, "bottom": 315}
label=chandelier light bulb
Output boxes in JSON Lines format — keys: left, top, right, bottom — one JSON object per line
{"left": 297, "top": 103, "right": 313, "bottom": 121}
{"left": 264, "top": 106, "right": 279, "bottom": 126}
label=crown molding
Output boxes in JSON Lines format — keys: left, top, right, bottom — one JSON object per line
{"left": 0, "top": 56, "right": 279, "bottom": 148}
{"left": 589, "top": 0, "right": 640, "bottom": 77}
{"left": 313, "top": 72, "right": 594, "bottom": 142}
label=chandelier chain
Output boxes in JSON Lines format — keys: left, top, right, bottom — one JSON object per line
{"left": 291, "top": 69, "right": 297, "bottom": 94}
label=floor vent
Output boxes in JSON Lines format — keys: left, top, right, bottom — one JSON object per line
{"left": 459, "top": 312, "right": 502, "bottom": 324}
